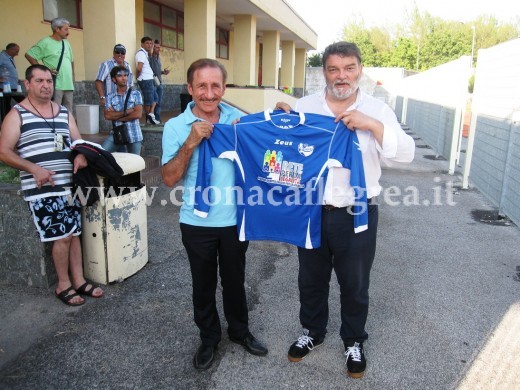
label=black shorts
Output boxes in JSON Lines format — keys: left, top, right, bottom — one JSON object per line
{"left": 28, "top": 195, "right": 82, "bottom": 242}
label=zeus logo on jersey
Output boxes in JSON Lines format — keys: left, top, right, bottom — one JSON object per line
{"left": 274, "top": 139, "right": 293, "bottom": 146}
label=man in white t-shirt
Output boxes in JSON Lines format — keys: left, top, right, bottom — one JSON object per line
{"left": 135, "top": 36, "right": 159, "bottom": 125}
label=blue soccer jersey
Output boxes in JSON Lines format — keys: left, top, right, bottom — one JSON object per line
{"left": 194, "top": 110, "right": 367, "bottom": 248}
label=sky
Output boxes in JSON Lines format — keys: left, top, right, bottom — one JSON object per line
{"left": 285, "top": 0, "right": 519, "bottom": 51}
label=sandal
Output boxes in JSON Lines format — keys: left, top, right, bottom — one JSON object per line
{"left": 55, "top": 286, "right": 85, "bottom": 306}
{"left": 76, "top": 282, "right": 104, "bottom": 298}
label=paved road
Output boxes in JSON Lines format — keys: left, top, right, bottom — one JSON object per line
{"left": 1, "top": 132, "right": 519, "bottom": 389}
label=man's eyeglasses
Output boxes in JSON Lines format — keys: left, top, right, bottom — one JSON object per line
{"left": 114, "top": 50, "right": 126, "bottom": 55}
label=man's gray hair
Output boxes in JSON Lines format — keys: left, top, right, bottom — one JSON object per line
{"left": 51, "top": 17, "right": 70, "bottom": 32}
{"left": 322, "top": 42, "right": 363, "bottom": 68}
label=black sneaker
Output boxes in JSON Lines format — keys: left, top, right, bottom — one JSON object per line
{"left": 287, "top": 329, "right": 324, "bottom": 362}
{"left": 344, "top": 341, "right": 366, "bottom": 378}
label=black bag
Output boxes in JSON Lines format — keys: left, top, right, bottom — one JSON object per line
{"left": 51, "top": 41, "right": 65, "bottom": 100}
{"left": 112, "top": 87, "right": 132, "bottom": 145}
{"left": 112, "top": 123, "right": 129, "bottom": 145}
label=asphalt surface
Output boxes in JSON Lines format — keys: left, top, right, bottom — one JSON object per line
{"left": 1, "top": 130, "right": 519, "bottom": 390}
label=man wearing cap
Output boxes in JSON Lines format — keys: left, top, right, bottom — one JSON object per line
{"left": 95, "top": 44, "right": 133, "bottom": 105}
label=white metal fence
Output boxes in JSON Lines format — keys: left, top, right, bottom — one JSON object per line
{"left": 393, "top": 38, "right": 520, "bottom": 226}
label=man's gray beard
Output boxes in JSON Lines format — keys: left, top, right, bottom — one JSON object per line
{"left": 327, "top": 83, "right": 358, "bottom": 100}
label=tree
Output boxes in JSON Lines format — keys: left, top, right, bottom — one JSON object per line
{"left": 343, "top": 21, "right": 383, "bottom": 66}
{"left": 388, "top": 37, "right": 417, "bottom": 69}
{"left": 306, "top": 52, "right": 322, "bottom": 67}
{"left": 338, "top": 5, "right": 520, "bottom": 71}
{"left": 419, "top": 21, "right": 470, "bottom": 70}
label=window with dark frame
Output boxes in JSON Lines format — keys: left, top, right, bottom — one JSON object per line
{"left": 144, "top": 0, "right": 184, "bottom": 50}
{"left": 216, "top": 27, "right": 229, "bottom": 60}
{"left": 43, "top": 0, "right": 82, "bottom": 29}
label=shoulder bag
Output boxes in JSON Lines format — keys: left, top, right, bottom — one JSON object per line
{"left": 142, "top": 49, "right": 161, "bottom": 86}
{"left": 51, "top": 41, "right": 65, "bottom": 99}
{"left": 112, "top": 87, "right": 132, "bottom": 145}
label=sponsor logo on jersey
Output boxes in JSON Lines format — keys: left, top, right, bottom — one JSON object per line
{"left": 298, "top": 143, "right": 314, "bottom": 157}
{"left": 260, "top": 149, "right": 304, "bottom": 188}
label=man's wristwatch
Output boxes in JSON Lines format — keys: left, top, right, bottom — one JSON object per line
{"left": 99, "top": 96, "right": 105, "bottom": 99}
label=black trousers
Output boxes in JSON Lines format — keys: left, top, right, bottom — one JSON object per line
{"left": 180, "top": 223, "right": 249, "bottom": 347}
{"left": 297, "top": 203, "right": 379, "bottom": 344}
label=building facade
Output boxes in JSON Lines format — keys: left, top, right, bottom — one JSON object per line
{"left": 1, "top": 0, "right": 317, "bottom": 112}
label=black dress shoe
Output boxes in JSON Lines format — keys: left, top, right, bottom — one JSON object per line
{"left": 230, "top": 332, "right": 268, "bottom": 356}
{"left": 193, "top": 344, "right": 217, "bottom": 370}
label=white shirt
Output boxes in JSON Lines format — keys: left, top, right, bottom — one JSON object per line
{"left": 295, "top": 88, "right": 415, "bottom": 205}
{"left": 135, "top": 48, "right": 153, "bottom": 81}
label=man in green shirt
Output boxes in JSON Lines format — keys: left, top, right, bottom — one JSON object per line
{"left": 25, "top": 17, "right": 75, "bottom": 113}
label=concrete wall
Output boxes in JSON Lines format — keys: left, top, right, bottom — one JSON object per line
{"left": 405, "top": 99, "right": 456, "bottom": 159}
{"left": 471, "top": 39, "right": 520, "bottom": 119}
{"left": 395, "top": 96, "right": 404, "bottom": 122}
{"left": 470, "top": 116, "right": 515, "bottom": 206}
{"left": 466, "top": 38, "right": 520, "bottom": 226}
{"left": 396, "top": 57, "right": 471, "bottom": 107}
{"left": 390, "top": 38, "right": 520, "bottom": 227}
{"left": 304, "top": 67, "right": 323, "bottom": 95}
{"left": 142, "top": 128, "right": 163, "bottom": 158}
{"left": 0, "top": 186, "right": 56, "bottom": 288}
{"left": 394, "top": 57, "right": 470, "bottom": 174}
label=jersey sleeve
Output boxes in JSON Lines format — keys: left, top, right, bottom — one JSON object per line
{"left": 347, "top": 131, "right": 368, "bottom": 233}
{"left": 193, "top": 123, "right": 236, "bottom": 218}
{"left": 330, "top": 125, "right": 368, "bottom": 233}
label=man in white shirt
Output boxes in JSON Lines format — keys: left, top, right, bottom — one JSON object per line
{"left": 135, "top": 36, "right": 159, "bottom": 125}
{"left": 281, "top": 41, "right": 415, "bottom": 379}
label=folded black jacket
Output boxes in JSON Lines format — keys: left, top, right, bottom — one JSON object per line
{"left": 70, "top": 140, "right": 124, "bottom": 206}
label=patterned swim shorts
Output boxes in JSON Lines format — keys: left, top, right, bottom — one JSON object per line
{"left": 28, "top": 195, "right": 82, "bottom": 242}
